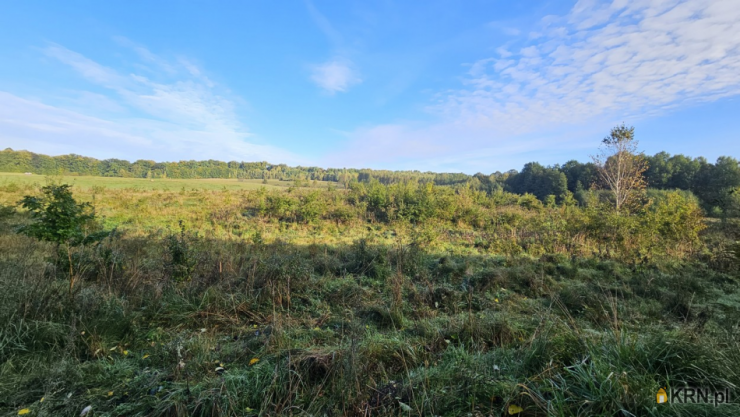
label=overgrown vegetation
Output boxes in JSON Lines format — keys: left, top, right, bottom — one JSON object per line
{"left": 2, "top": 144, "right": 739, "bottom": 216}
{"left": 1, "top": 129, "right": 739, "bottom": 416}
{"left": 17, "top": 184, "right": 109, "bottom": 295}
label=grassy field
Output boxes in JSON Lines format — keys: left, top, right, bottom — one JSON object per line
{"left": 0, "top": 173, "right": 340, "bottom": 192}
{"left": 0, "top": 174, "right": 345, "bottom": 235}
{"left": 0, "top": 179, "right": 739, "bottom": 416}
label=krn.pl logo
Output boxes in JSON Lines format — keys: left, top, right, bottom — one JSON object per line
{"left": 657, "top": 386, "right": 731, "bottom": 406}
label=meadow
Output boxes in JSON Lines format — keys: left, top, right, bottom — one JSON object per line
{"left": 0, "top": 174, "right": 739, "bottom": 416}
{"left": 0, "top": 173, "right": 339, "bottom": 192}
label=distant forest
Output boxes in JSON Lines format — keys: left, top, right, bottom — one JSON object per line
{"left": 2, "top": 147, "right": 739, "bottom": 215}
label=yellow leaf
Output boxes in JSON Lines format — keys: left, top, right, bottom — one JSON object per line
{"left": 142, "top": 354, "right": 150, "bottom": 359}
{"left": 249, "top": 358, "right": 260, "bottom": 366}
{"left": 18, "top": 409, "right": 31, "bottom": 415}
{"left": 508, "top": 404, "right": 523, "bottom": 415}
{"left": 39, "top": 397, "right": 44, "bottom": 403}
{"left": 108, "top": 391, "right": 113, "bottom": 396}
{"left": 109, "top": 347, "right": 117, "bottom": 351}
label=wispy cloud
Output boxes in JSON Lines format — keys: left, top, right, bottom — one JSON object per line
{"left": 304, "top": 1, "right": 362, "bottom": 94}
{"left": 440, "top": 0, "right": 740, "bottom": 131}
{"left": 333, "top": 0, "right": 740, "bottom": 170}
{"left": 44, "top": 44, "right": 125, "bottom": 87}
{"left": 304, "top": 0, "right": 343, "bottom": 47}
{"left": 310, "top": 59, "right": 362, "bottom": 94}
{"left": 1, "top": 42, "right": 301, "bottom": 163}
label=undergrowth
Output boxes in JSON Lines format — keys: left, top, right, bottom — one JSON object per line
{"left": 0, "top": 185, "right": 738, "bottom": 416}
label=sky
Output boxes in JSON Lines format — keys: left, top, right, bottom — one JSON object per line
{"left": 0, "top": 0, "right": 739, "bottom": 174}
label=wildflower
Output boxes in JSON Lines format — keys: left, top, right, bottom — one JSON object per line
{"left": 495, "top": 298, "right": 499, "bottom": 303}
{"left": 249, "top": 358, "right": 260, "bottom": 366}
{"left": 123, "top": 350, "right": 129, "bottom": 356}
{"left": 18, "top": 409, "right": 31, "bottom": 415}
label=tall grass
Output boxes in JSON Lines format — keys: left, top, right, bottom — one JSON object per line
{"left": 0, "top": 182, "right": 738, "bottom": 416}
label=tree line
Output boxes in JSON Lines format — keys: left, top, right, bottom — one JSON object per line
{"left": 2, "top": 143, "right": 739, "bottom": 216}
{"left": 0, "top": 148, "right": 470, "bottom": 187}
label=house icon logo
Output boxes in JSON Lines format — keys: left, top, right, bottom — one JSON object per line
{"left": 657, "top": 387, "right": 668, "bottom": 404}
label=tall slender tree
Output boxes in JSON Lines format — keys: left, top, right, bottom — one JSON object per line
{"left": 592, "top": 124, "right": 648, "bottom": 211}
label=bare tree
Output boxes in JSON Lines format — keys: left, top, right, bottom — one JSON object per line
{"left": 592, "top": 124, "right": 648, "bottom": 211}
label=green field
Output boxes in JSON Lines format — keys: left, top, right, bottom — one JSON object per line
{"left": 0, "top": 177, "right": 739, "bottom": 416}
{"left": 0, "top": 172, "right": 340, "bottom": 192}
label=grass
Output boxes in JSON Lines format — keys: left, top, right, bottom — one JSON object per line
{"left": 0, "top": 172, "right": 340, "bottom": 192}
{"left": 0, "top": 174, "right": 345, "bottom": 235}
{"left": 0, "top": 180, "right": 738, "bottom": 416}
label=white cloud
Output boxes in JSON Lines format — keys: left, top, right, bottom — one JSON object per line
{"left": 310, "top": 59, "right": 362, "bottom": 94}
{"left": 441, "top": 0, "right": 740, "bottom": 131}
{"left": 1, "top": 43, "right": 301, "bottom": 164}
{"left": 334, "top": 0, "right": 740, "bottom": 171}
{"left": 303, "top": 2, "right": 361, "bottom": 95}
{"left": 0, "top": 91, "right": 299, "bottom": 163}
{"left": 44, "top": 44, "right": 125, "bottom": 88}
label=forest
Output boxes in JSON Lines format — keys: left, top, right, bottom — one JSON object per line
{"left": 0, "top": 127, "right": 739, "bottom": 416}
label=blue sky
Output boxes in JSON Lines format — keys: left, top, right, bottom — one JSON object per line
{"left": 0, "top": 0, "right": 738, "bottom": 174}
